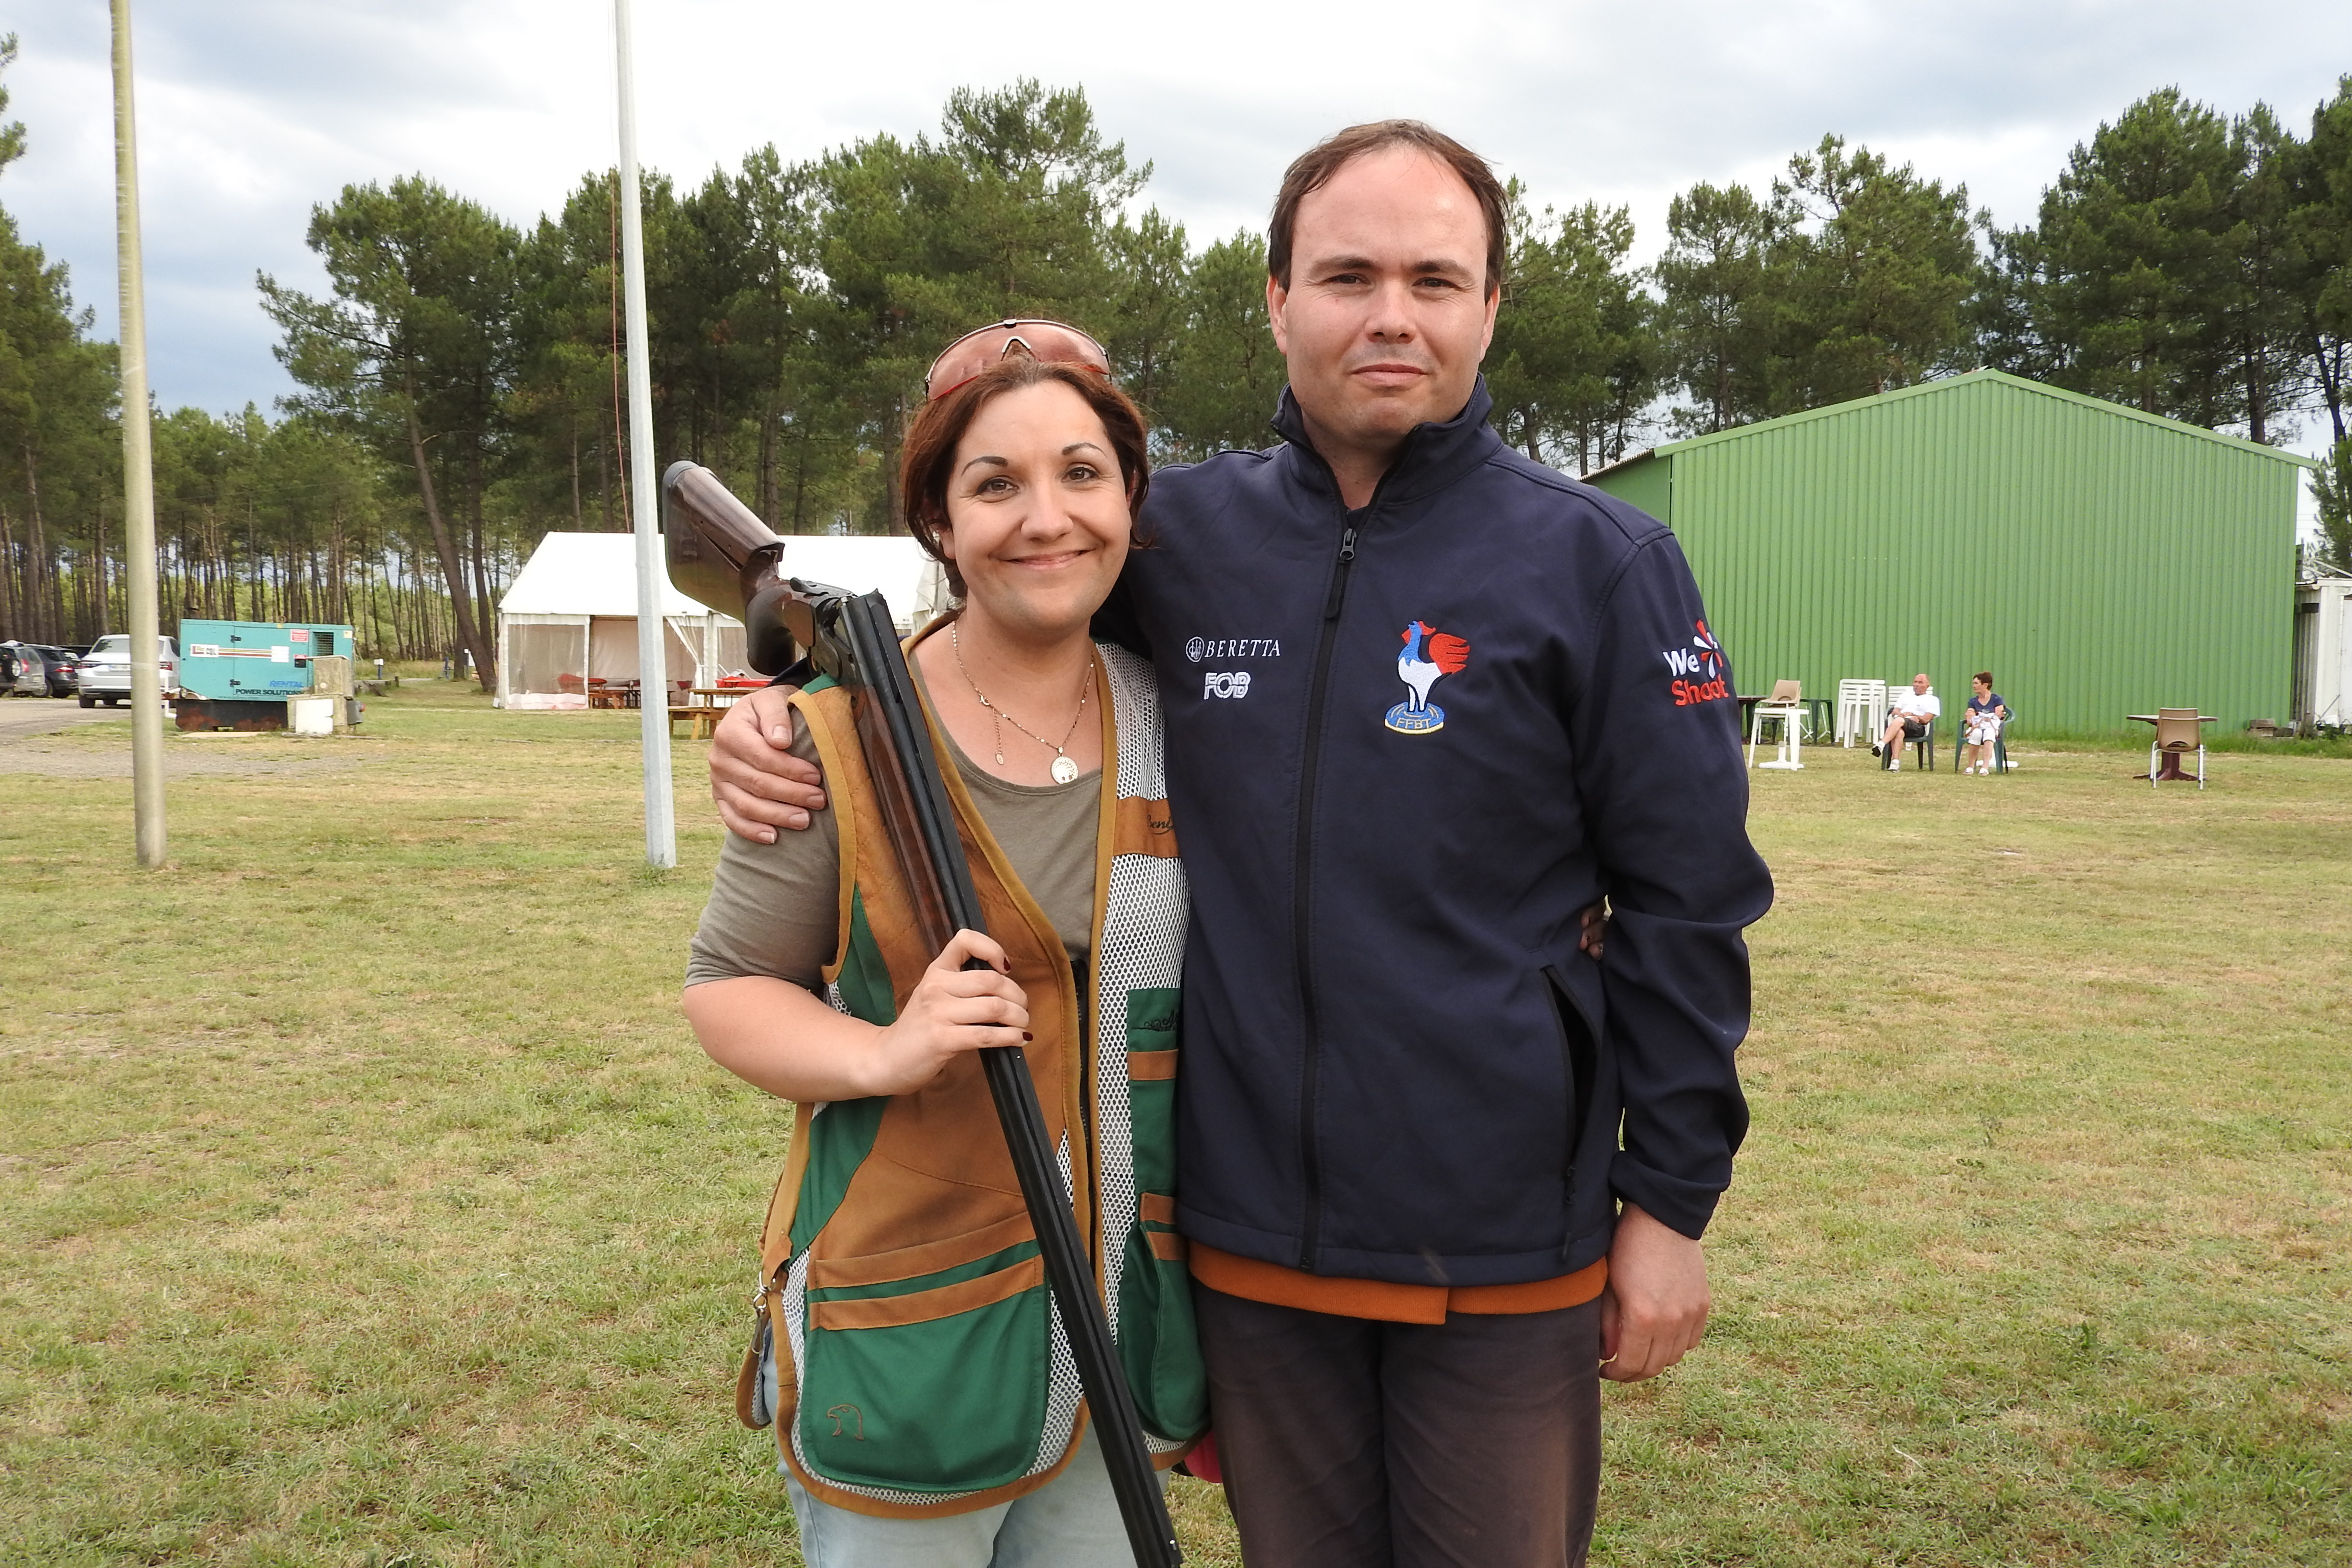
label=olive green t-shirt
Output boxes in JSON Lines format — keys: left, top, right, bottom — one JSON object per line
{"left": 685, "top": 685, "right": 1101, "bottom": 990}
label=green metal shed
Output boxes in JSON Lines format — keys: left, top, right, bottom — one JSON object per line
{"left": 1585, "top": 370, "right": 2314, "bottom": 734}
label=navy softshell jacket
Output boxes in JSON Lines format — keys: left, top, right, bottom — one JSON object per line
{"left": 1107, "top": 378, "right": 1774, "bottom": 1288}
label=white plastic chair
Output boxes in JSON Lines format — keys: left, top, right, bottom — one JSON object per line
{"left": 1836, "top": 679, "right": 1886, "bottom": 747}
{"left": 1749, "top": 679, "right": 1805, "bottom": 770}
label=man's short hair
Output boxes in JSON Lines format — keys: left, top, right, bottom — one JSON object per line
{"left": 1268, "top": 120, "right": 1508, "bottom": 299}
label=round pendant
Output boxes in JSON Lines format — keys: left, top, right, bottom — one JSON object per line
{"left": 1050, "top": 754, "right": 1079, "bottom": 785}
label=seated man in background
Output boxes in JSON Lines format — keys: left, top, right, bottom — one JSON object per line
{"left": 1872, "top": 673, "right": 1940, "bottom": 769}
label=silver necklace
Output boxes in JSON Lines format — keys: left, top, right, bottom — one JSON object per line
{"left": 950, "top": 621, "right": 1093, "bottom": 784}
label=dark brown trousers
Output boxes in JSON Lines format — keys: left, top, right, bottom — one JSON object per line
{"left": 1193, "top": 1283, "right": 1602, "bottom": 1568}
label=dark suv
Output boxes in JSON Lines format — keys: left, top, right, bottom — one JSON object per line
{"left": 0, "top": 642, "right": 45, "bottom": 697}
{"left": 32, "top": 645, "right": 80, "bottom": 697}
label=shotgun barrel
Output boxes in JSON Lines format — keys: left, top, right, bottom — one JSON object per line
{"left": 662, "top": 462, "right": 1183, "bottom": 1568}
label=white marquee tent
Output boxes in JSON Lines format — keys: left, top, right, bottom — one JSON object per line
{"left": 497, "top": 531, "right": 936, "bottom": 708}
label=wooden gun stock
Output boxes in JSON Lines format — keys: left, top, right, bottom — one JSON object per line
{"left": 661, "top": 459, "right": 810, "bottom": 674}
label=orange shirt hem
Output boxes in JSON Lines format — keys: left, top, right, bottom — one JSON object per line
{"left": 1188, "top": 1242, "right": 1607, "bottom": 1325}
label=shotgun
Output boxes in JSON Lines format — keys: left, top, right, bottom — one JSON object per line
{"left": 664, "top": 461, "right": 1183, "bottom": 1568}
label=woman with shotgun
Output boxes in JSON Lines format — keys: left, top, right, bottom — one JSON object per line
{"left": 683, "top": 323, "right": 1204, "bottom": 1566}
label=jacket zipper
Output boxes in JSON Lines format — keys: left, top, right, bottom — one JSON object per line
{"left": 1292, "top": 517, "right": 1359, "bottom": 1269}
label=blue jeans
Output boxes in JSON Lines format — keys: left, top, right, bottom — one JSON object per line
{"left": 783, "top": 1427, "right": 1147, "bottom": 1568}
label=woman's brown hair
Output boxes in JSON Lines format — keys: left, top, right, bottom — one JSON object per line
{"left": 899, "top": 357, "right": 1152, "bottom": 598}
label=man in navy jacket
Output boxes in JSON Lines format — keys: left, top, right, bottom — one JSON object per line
{"left": 712, "top": 120, "right": 1772, "bottom": 1568}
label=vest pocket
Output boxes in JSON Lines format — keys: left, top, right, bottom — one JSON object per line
{"left": 1119, "top": 985, "right": 1208, "bottom": 1443}
{"left": 1119, "top": 1194, "right": 1209, "bottom": 1442}
{"left": 1125, "top": 987, "right": 1182, "bottom": 1197}
{"left": 796, "top": 1242, "right": 1050, "bottom": 1493}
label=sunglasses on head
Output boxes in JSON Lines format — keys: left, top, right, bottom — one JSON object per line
{"left": 923, "top": 318, "right": 1112, "bottom": 401}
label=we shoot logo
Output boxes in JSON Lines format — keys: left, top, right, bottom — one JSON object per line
{"left": 1663, "top": 620, "right": 1730, "bottom": 708}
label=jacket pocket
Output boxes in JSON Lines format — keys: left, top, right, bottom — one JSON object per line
{"left": 1542, "top": 965, "right": 1600, "bottom": 1193}
{"left": 796, "top": 1239, "right": 1049, "bottom": 1493}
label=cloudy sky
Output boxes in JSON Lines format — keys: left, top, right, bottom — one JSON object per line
{"left": 8, "top": 0, "right": 2351, "bottom": 456}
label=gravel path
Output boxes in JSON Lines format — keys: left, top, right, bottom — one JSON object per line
{"left": 0, "top": 700, "right": 123, "bottom": 741}
{"left": 0, "top": 705, "right": 380, "bottom": 778}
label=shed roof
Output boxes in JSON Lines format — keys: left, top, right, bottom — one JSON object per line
{"left": 500, "top": 531, "right": 930, "bottom": 619}
{"left": 1589, "top": 369, "right": 2320, "bottom": 479}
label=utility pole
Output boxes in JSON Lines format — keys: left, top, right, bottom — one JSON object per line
{"left": 615, "top": 0, "right": 674, "bottom": 868}
{"left": 110, "top": 0, "right": 166, "bottom": 868}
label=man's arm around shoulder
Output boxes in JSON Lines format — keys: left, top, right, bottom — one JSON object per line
{"left": 712, "top": 688, "right": 825, "bottom": 841}
{"left": 714, "top": 571, "right": 1153, "bottom": 840}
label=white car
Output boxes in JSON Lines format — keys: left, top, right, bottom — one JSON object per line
{"left": 76, "top": 634, "right": 179, "bottom": 706}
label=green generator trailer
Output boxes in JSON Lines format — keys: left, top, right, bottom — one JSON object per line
{"left": 175, "top": 619, "right": 360, "bottom": 732}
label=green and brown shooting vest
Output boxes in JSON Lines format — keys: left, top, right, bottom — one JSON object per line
{"left": 735, "top": 636, "right": 1202, "bottom": 1518}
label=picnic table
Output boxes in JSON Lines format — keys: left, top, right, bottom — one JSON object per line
{"left": 674, "top": 684, "right": 765, "bottom": 740}
{"left": 2126, "top": 712, "right": 2214, "bottom": 780}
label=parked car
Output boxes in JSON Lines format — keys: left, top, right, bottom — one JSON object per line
{"left": 76, "top": 634, "right": 180, "bottom": 706}
{"left": 0, "top": 641, "right": 47, "bottom": 696}
{"left": 32, "top": 645, "right": 80, "bottom": 697}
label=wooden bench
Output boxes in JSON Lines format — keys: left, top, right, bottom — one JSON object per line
{"left": 670, "top": 704, "right": 725, "bottom": 741}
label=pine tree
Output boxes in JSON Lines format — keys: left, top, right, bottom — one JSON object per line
{"left": 2291, "top": 77, "right": 2352, "bottom": 445}
{"left": 1770, "top": 136, "right": 1983, "bottom": 409}
{"left": 260, "top": 178, "right": 521, "bottom": 685}
{"left": 1487, "top": 190, "right": 1655, "bottom": 471}
{"left": 2005, "top": 90, "right": 2248, "bottom": 426}
{"left": 1655, "top": 181, "right": 1782, "bottom": 434}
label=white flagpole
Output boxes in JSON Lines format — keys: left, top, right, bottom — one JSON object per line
{"left": 615, "top": 0, "right": 675, "bottom": 867}
{"left": 110, "top": 0, "right": 166, "bottom": 868}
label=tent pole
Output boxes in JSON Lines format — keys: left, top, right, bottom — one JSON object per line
{"left": 615, "top": 0, "right": 674, "bottom": 867}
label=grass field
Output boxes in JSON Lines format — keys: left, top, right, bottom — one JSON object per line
{"left": 3, "top": 684, "right": 2347, "bottom": 1566}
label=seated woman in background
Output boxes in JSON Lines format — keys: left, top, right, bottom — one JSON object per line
{"left": 682, "top": 330, "right": 1204, "bottom": 1567}
{"left": 1960, "top": 671, "right": 2010, "bottom": 774}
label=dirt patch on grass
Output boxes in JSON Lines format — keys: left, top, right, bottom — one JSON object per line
{"left": 0, "top": 734, "right": 381, "bottom": 778}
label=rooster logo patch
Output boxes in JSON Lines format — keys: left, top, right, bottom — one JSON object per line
{"left": 1385, "top": 621, "right": 1471, "bottom": 734}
